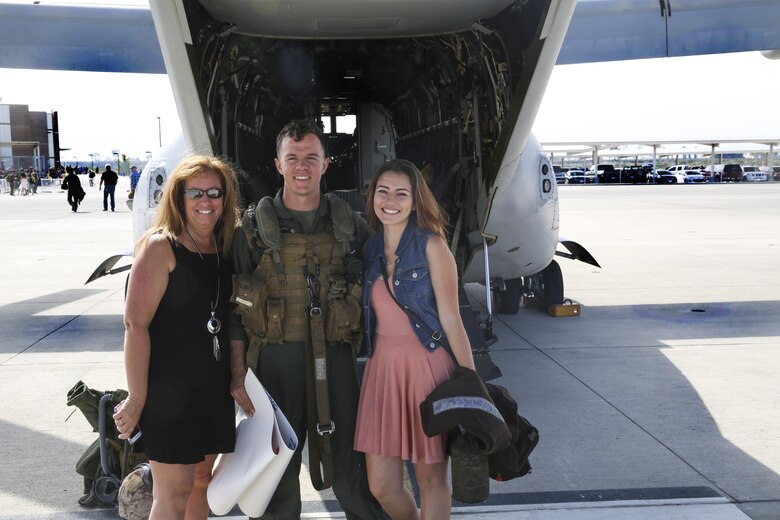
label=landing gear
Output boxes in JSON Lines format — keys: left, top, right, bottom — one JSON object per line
{"left": 492, "top": 260, "right": 564, "bottom": 314}
{"left": 491, "top": 260, "right": 563, "bottom": 314}
{"left": 494, "top": 278, "right": 522, "bottom": 314}
{"left": 526, "top": 260, "right": 564, "bottom": 310}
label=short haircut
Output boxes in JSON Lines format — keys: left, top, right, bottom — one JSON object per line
{"left": 275, "top": 119, "right": 328, "bottom": 157}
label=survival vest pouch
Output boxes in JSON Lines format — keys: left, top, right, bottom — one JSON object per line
{"left": 231, "top": 194, "right": 364, "bottom": 490}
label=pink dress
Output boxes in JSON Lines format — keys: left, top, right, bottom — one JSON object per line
{"left": 354, "top": 276, "right": 455, "bottom": 464}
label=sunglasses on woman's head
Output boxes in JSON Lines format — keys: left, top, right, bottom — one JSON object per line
{"left": 184, "top": 188, "right": 224, "bottom": 200}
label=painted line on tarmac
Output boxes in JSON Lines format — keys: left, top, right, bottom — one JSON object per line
{"left": 215, "top": 486, "right": 736, "bottom": 520}
{"left": 463, "top": 486, "right": 722, "bottom": 506}
{"left": 0, "top": 487, "right": 731, "bottom": 519}
{"left": 301, "top": 484, "right": 724, "bottom": 515}
{"left": 216, "top": 498, "right": 748, "bottom": 520}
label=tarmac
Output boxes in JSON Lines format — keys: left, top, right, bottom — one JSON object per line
{"left": 0, "top": 177, "right": 778, "bottom": 519}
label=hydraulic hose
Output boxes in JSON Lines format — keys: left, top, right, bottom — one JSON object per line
{"left": 97, "top": 393, "right": 113, "bottom": 477}
{"left": 95, "top": 393, "right": 121, "bottom": 504}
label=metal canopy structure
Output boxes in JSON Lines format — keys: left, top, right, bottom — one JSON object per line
{"left": 0, "top": 141, "right": 41, "bottom": 149}
{"left": 543, "top": 138, "right": 780, "bottom": 170}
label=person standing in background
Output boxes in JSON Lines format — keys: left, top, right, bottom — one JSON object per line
{"left": 7, "top": 171, "right": 17, "bottom": 196}
{"left": 129, "top": 165, "right": 141, "bottom": 199}
{"left": 61, "top": 168, "right": 82, "bottom": 212}
{"left": 18, "top": 172, "right": 30, "bottom": 195}
{"left": 30, "top": 170, "right": 39, "bottom": 195}
{"left": 99, "top": 164, "right": 119, "bottom": 211}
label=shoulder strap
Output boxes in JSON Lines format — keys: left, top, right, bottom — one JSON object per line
{"left": 380, "top": 263, "right": 460, "bottom": 367}
{"left": 325, "top": 193, "right": 356, "bottom": 254}
{"left": 254, "top": 196, "right": 282, "bottom": 252}
{"left": 239, "top": 203, "right": 262, "bottom": 267}
{"left": 242, "top": 197, "right": 284, "bottom": 274}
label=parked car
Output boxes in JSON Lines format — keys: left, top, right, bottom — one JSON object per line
{"left": 713, "top": 164, "right": 743, "bottom": 182}
{"left": 648, "top": 170, "right": 677, "bottom": 184}
{"left": 700, "top": 168, "right": 718, "bottom": 182}
{"left": 647, "top": 170, "right": 662, "bottom": 183}
{"left": 592, "top": 164, "right": 617, "bottom": 183}
{"left": 566, "top": 169, "right": 592, "bottom": 184}
{"left": 667, "top": 164, "right": 692, "bottom": 173}
{"left": 682, "top": 170, "right": 706, "bottom": 183}
{"left": 773, "top": 166, "right": 780, "bottom": 181}
{"left": 741, "top": 166, "right": 768, "bottom": 182}
{"left": 621, "top": 165, "right": 650, "bottom": 184}
{"left": 660, "top": 170, "right": 686, "bottom": 184}
{"left": 553, "top": 165, "right": 566, "bottom": 184}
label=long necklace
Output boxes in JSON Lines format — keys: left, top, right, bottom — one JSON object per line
{"left": 185, "top": 227, "right": 222, "bottom": 362}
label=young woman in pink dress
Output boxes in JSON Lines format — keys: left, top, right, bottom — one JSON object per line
{"left": 355, "top": 158, "right": 476, "bottom": 519}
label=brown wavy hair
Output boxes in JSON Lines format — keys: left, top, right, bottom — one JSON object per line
{"left": 364, "top": 158, "right": 447, "bottom": 239}
{"left": 138, "top": 155, "right": 240, "bottom": 256}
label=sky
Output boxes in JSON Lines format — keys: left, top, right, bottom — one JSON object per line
{"left": 534, "top": 50, "right": 780, "bottom": 144}
{"left": 1, "top": 3, "right": 779, "bottom": 164}
{"left": 1, "top": 68, "right": 180, "bottom": 163}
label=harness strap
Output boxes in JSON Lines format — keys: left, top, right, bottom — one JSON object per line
{"left": 304, "top": 251, "right": 335, "bottom": 490}
{"left": 305, "top": 312, "right": 335, "bottom": 490}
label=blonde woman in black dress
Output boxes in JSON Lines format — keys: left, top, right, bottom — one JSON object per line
{"left": 112, "top": 155, "right": 255, "bottom": 520}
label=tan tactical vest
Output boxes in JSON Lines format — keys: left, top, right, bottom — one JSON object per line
{"left": 232, "top": 195, "right": 363, "bottom": 366}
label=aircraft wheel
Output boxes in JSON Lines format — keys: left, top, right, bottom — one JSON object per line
{"left": 494, "top": 278, "right": 522, "bottom": 314}
{"left": 527, "top": 260, "right": 564, "bottom": 311}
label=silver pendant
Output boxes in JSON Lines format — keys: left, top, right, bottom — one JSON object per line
{"left": 213, "top": 334, "right": 221, "bottom": 362}
{"left": 207, "top": 312, "right": 222, "bottom": 334}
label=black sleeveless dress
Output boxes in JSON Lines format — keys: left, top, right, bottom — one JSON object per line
{"left": 139, "top": 239, "right": 236, "bottom": 464}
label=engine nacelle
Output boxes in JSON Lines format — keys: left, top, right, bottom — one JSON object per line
{"left": 463, "top": 134, "right": 558, "bottom": 284}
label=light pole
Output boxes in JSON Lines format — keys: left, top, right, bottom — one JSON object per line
{"left": 112, "top": 150, "right": 120, "bottom": 176}
{"left": 157, "top": 116, "right": 162, "bottom": 148}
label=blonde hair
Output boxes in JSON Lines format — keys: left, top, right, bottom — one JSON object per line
{"left": 364, "top": 158, "right": 448, "bottom": 239}
{"left": 138, "top": 155, "right": 240, "bottom": 256}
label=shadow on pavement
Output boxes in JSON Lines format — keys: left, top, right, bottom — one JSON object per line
{"left": 0, "top": 289, "right": 124, "bottom": 355}
{"left": 476, "top": 298, "right": 780, "bottom": 513}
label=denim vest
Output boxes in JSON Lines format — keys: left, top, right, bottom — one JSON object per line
{"left": 362, "top": 217, "right": 447, "bottom": 357}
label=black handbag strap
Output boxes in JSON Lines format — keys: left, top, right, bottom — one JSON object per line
{"left": 381, "top": 262, "right": 461, "bottom": 367}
